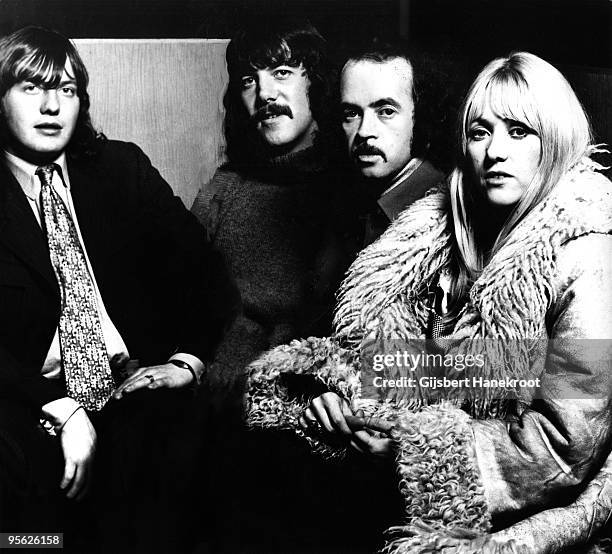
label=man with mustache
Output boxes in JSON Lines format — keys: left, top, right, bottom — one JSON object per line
{"left": 0, "top": 26, "right": 236, "bottom": 551}
{"left": 338, "top": 40, "right": 449, "bottom": 247}
{"left": 297, "top": 40, "right": 455, "bottom": 499}
{"left": 190, "top": 17, "right": 351, "bottom": 553}
{"left": 191, "top": 18, "right": 343, "bottom": 395}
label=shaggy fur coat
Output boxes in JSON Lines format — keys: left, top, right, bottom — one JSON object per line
{"left": 246, "top": 159, "right": 612, "bottom": 553}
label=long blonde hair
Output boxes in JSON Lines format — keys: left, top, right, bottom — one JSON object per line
{"left": 447, "top": 51, "right": 593, "bottom": 315}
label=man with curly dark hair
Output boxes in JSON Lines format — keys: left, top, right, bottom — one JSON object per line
{"left": 189, "top": 17, "right": 361, "bottom": 553}
{"left": 221, "top": 17, "right": 339, "bottom": 168}
{"left": 191, "top": 17, "right": 348, "bottom": 396}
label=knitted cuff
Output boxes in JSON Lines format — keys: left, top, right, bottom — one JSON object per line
{"left": 383, "top": 403, "right": 491, "bottom": 553}
{"left": 245, "top": 336, "right": 361, "bottom": 459}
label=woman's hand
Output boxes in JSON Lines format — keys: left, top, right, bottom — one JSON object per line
{"left": 299, "top": 392, "right": 354, "bottom": 435}
{"left": 299, "top": 393, "right": 395, "bottom": 458}
{"left": 346, "top": 412, "right": 394, "bottom": 458}
{"left": 113, "top": 363, "right": 193, "bottom": 399}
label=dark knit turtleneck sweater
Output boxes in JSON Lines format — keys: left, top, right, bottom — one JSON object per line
{"left": 191, "top": 147, "right": 349, "bottom": 394}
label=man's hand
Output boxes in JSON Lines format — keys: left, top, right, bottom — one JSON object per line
{"left": 299, "top": 393, "right": 394, "bottom": 458}
{"left": 59, "top": 408, "right": 96, "bottom": 501}
{"left": 113, "top": 362, "right": 193, "bottom": 399}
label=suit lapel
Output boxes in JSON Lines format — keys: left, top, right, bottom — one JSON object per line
{"left": 67, "top": 159, "right": 107, "bottom": 258}
{"left": 67, "top": 156, "right": 128, "bottom": 281}
{"left": 0, "top": 162, "right": 58, "bottom": 290}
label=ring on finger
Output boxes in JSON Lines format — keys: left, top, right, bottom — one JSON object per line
{"left": 307, "top": 418, "right": 323, "bottom": 433}
{"left": 144, "top": 374, "right": 155, "bottom": 385}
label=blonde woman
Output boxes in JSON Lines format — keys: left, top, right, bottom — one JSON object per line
{"left": 247, "top": 52, "right": 612, "bottom": 552}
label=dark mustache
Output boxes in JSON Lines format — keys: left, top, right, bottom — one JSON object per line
{"left": 352, "top": 143, "right": 387, "bottom": 162}
{"left": 252, "top": 103, "right": 293, "bottom": 122}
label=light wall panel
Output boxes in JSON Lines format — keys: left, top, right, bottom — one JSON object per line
{"left": 74, "top": 39, "right": 229, "bottom": 206}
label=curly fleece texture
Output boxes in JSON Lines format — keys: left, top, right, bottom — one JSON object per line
{"left": 245, "top": 159, "right": 612, "bottom": 552}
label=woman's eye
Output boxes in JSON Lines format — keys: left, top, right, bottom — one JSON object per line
{"left": 468, "top": 128, "right": 488, "bottom": 140}
{"left": 509, "top": 126, "right": 529, "bottom": 139}
{"left": 60, "top": 87, "right": 76, "bottom": 97}
{"left": 23, "top": 83, "right": 39, "bottom": 93}
{"left": 342, "top": 109, "right": 359, "bottom": 121}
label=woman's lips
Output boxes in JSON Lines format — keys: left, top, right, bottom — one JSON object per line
{"left": 484, "top": 171, "right": 512, "bottom": 185}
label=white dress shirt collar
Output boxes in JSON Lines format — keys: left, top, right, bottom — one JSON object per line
{"left": 3, "top": 150, "right": 69, "bottom": 200}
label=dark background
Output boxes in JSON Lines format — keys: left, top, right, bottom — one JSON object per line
{"left": 1, "top": 0, "right": 610, "bottom": 144}
{"left": 2, "top": 0, "right": 609, "bottom": 67}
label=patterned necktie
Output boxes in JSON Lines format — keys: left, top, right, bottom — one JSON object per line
{"left": 37, "top": 164, "right": 115, "bottom": 411}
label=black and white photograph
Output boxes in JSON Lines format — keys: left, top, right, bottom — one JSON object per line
{"left": 0, "top": 1, "right": 610, "bottom": 553}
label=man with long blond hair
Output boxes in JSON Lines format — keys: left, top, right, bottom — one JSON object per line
{"left": 0, "top": 25, "right": 236, "bottom": 551}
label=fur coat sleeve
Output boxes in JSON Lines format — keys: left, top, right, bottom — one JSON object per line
{"left": 245, "top": 163, "right": 612, "bottom": 553}
{"left": 471, "top": 233, "right": 612, "bottom": 520}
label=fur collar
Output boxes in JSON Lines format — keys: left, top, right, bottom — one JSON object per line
{"left": 245, "top": 159, "right": 612, "bottom": 552}
{"left": 332, "top": 161, "right": 612, "bottom": 414}
{"left": 335, "top": 160, "right": 612, "bottom": 345}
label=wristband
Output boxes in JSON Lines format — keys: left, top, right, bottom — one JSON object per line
{"left": 58, "top": 405, "right": 84, "bottom": 433}
{"left": 169, "top": 359, "right": 200, "bottom": 386}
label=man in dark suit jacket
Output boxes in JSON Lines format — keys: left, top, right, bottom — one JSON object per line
{"left": 0, "top": 26, "right": 236, "bottom": 551}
